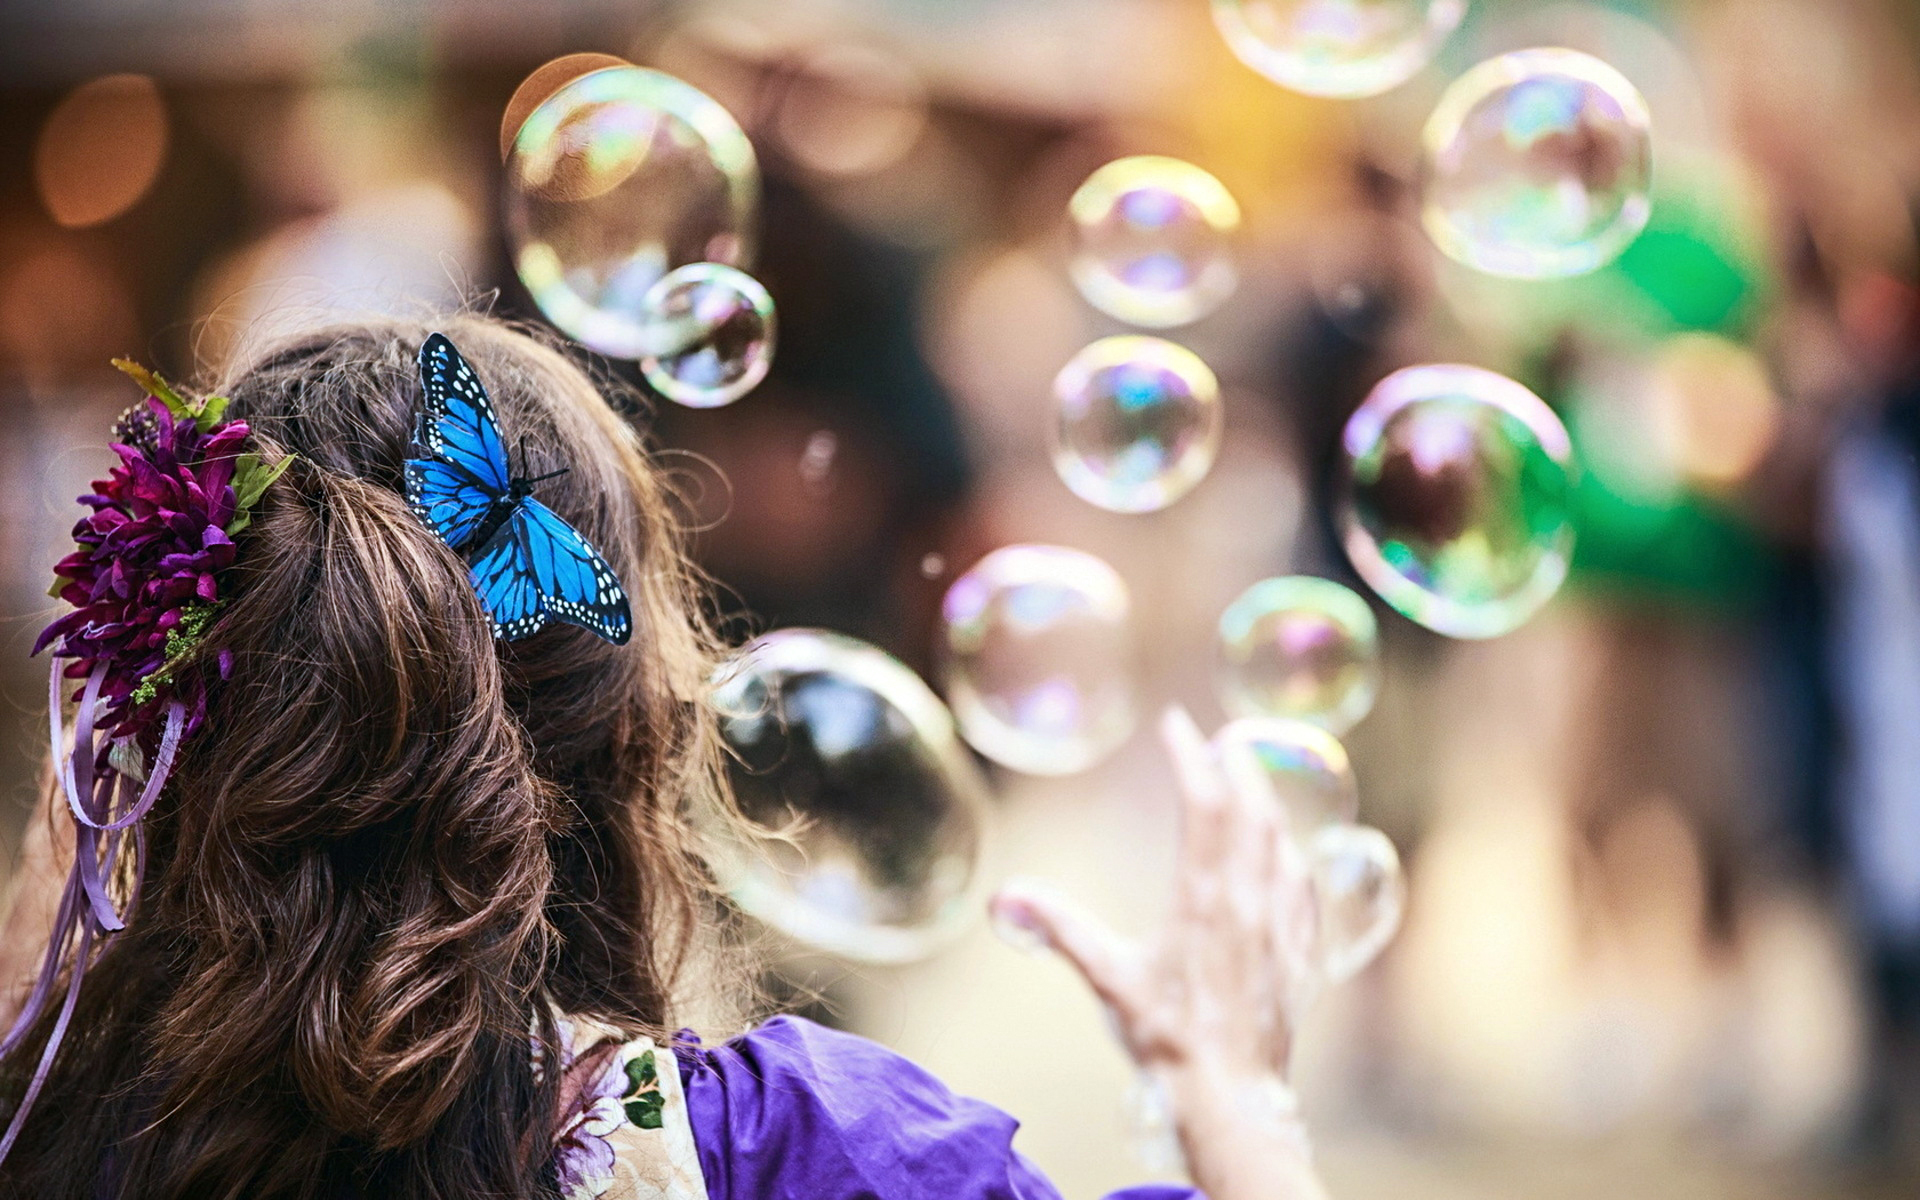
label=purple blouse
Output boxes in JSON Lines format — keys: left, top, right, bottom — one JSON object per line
{"left": 676, "top": 1015, "right": 1203, "bottom": 1200}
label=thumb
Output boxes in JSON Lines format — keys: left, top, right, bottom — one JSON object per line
{"left": 990, "top": 879, "right": 1140, "bottom": 1015}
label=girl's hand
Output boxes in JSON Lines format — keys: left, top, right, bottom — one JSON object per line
{"left": 990, "top": 707, "right": 1331, "bottom": 1200}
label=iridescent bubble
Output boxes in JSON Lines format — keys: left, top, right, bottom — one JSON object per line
{"left": 940, "top": 546, "right": 1136, "bottom": 776}
{"left": 1216, "top": 576, "right": 1379, "bottom": 733}
{"left": 506, "top": 66, "right": 758, "bottom": 359}
{"left": 1308, "top": 823, "right": 1405, "bottom": 983}
{"left": 708, "top": 629, "right": 993, "bottom": 963}
{"left": 499, "top": 53, "right": 631, "bottom": 160}
{"left": 1212, "top": 717, "right": 1359, "bottom": 830}
{"left": 1421, "top": 48, "right": 1653, "bottom": 279}
{"left": 1068, "top": 157, "right": 1240, "bottom": 328}
{"left": 1340, "top": 364, "right": 1575, "bottom": 639}
{"left": 1212, "top": 0, "right": 1467, "bottom": 99}
{"left": 638, "top": 262, "right": 776, "bottom": 408}
{"left": 1051, "top": 336, "right": 1224, "bottom": 514}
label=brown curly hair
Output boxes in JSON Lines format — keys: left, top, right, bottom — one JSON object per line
{"left": 0, "top": 316, "right": 739, "bottom": 1199}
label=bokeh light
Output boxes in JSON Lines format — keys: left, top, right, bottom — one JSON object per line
{"left": 940, "top": 545, "right": 1137, "bottom": 776}
{"left": 775, "top": 43, "right": 930, "bottom": 178}
{"left": 1310, "top": 823, "right": 1407, "bottom": 983}
{"left": 34, "top": 74, "right": 169, "bottom": 229}
{"left": 1214, "top": 716, "right": 1360, "bottom": 830}
{"left": 709, "top": 628, "right": 993, "bottom": 963}
{"left": 1341, "top": 364, "right": 1576, "bottom": 639}
{"left": 499, "top": 53, "right": 633, "bottom": 161}
{"left": 506, "top": 66, "right": 759, "bottom": 359}
{"left": 1216, "top": 576, "right": 1380, "bottom": 733}
{"left": 638, "top": 262, "right": 777, "bottom": 408}
{"left": 1648, "top": 332, "right": 1780, "bottom": 488}
{"left": 1050, "top": 335, "right": 1224, "bottom": 514}
{"left": 1421, "top": 48, "right": 1654, "bottom": 280}
{"left": 0, "top": 243, "right": 138, "bottom": 382}
{"left": 1068, "top": 156, "right": 1240, "bottom": 328}
{"left": 1212, "top": 0, "right": 1467, "bottom": 99}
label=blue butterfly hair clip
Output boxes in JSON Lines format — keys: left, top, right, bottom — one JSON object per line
{"left": 404, "top": 332, "right": 633, "bottom": 645}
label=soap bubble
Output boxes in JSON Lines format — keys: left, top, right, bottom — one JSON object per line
{"left": 1213, "top": 717, "right": 1359, "bottom": 831}
{"left": 1341, "top": 364, "right": 1575, "bottom": 639}
{"left": 1308, "top": 823, "right": 1405, "bottom": 983}
{"left": 940, "top": 545, "right": 1136, "bottom": 776}
{"left": 499, "top": 53, "right": 631, "bottom": 160}
{"left": 708, "top": 629, "right": 993, "bottom": 963}
{"left": 1216, "top": 576, "right": 1379, "bottom": 734}
{"left": 638, "top": 262, "right": 776, "bottom": 407}
{"left": 1212, "top": 0, "right": 1467, "bottom": 99}
{"left": 1421, "top": 48, "right": 1653, "bottom": 279}
{"left": 506, "top": 66, "right": 758, "bottom": 359}
{"left": 1069, "top": 156, "right": 1240, "bottom": 328}
{"left": 1051, "top": 336, "right": 1224, "bottom": 513}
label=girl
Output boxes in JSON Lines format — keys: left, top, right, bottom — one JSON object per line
{"left": 0, "top": 316, "right": 1330, "bottom": 1200}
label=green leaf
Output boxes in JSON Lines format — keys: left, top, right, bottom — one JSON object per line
{"left": 47, "top": 575, "right": 66, "bottom": 600}
{"left": 226, "top": 453, "right": 293, "bottom": 538}
{"left": 194, "top": 394, "right": 231, "bottom": 434}
{"left": 624, "top": 1095, "right": 664, "bottom": 1129}
{"left": 622, "top": 1051, "right": 657, "bottom": 1097}
{"left": 231, "top": 453, "right": 292, "bottom": 511}
{"left": 111, "top": 359, "right": 191, "bottom": 419}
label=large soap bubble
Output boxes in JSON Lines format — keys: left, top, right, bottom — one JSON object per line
{"left": 709, "top": 629, "right": 993, "bottom": 963}
{"left": 1069, "top": 157, "right": 1240, "bottom": 329}
{"left": 1216, "top": 576, "right": 1379, "bottom": 734}
{"left": 1212, "top": 0, "right": 1467, "bottom": 99}
{"left": 940, "top": 545, "right": 1137, "bottom": 776}
{"left": 1421, "top": 48, "right": 1653, "bottom": 279}
{"left": 506, "top": 66, "right": 758, "bottom": 359}
{"left": 1340, "top": 364, "right": 1575, "bottom": 639}
{"left": 1051, "top": 336, "right": 1224, "bottom": 514}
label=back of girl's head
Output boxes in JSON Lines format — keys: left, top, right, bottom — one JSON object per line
{"left": 0, "top": 315, "right": 733, "bottom": 1200}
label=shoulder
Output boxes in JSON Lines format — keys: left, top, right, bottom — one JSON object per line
{"left": 676, "top": 1016, "right": 1059, "bottom": 1200}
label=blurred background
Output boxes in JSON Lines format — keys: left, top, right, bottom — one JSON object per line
{"left": 3, "top": 0, "right": 1920, "bottom": 1196}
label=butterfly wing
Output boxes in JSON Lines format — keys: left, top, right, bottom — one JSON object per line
{"left": 468, "top": 520, "right": 550, "bottom": 642}
{"left": 515, "top": 499, "right": 633, "bottom": 644}
{"left": 402, "top": 457, "right": 496, "bottom": 551}
{"left": 414, "top": 332, "right": 511, "bottom": 495}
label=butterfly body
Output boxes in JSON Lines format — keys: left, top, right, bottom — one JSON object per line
{"left": 404, "top": 333, "right": 633, "bottom": 645}
{"left": 450, "top": 474, "right": 537, "bottom": 559}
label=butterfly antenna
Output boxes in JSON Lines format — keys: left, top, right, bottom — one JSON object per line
{"left": 524, "top": 466, "right": 572, "bottom": 485}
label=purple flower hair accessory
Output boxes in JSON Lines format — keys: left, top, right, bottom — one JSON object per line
{"left": 0, "top": 360, "right": 289, "bottom": 1163}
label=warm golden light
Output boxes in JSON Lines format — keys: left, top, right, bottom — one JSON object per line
{"left": 775, "top": 44, "right": 929, "bottom": 178}
{"left": 34, "top": 74, "right": 169, "bottom": 229}
{"left": 1650, "top": 332, "right": 1781, "bottom": 488}
{"left": 499, "top": 52, "right": 632, "bottom": 161}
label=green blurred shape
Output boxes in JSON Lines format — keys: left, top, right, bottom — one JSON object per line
{"left": 1611, "top": 198, "right": 1758, "bottom": 335}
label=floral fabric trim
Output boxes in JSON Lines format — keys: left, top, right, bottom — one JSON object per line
{"left": 551, "top": 1016, "right": 707, "bottom": 1200}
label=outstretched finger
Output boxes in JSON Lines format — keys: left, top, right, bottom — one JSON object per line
{"left": 1216, "top": 728, "right": 1282, "bottom": 881}
{"left": 1160, "top": 707, "right": 1233, "bottom": 880}
{"left": 990, "top": 879, "right": 1140, "bottom": 1016}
